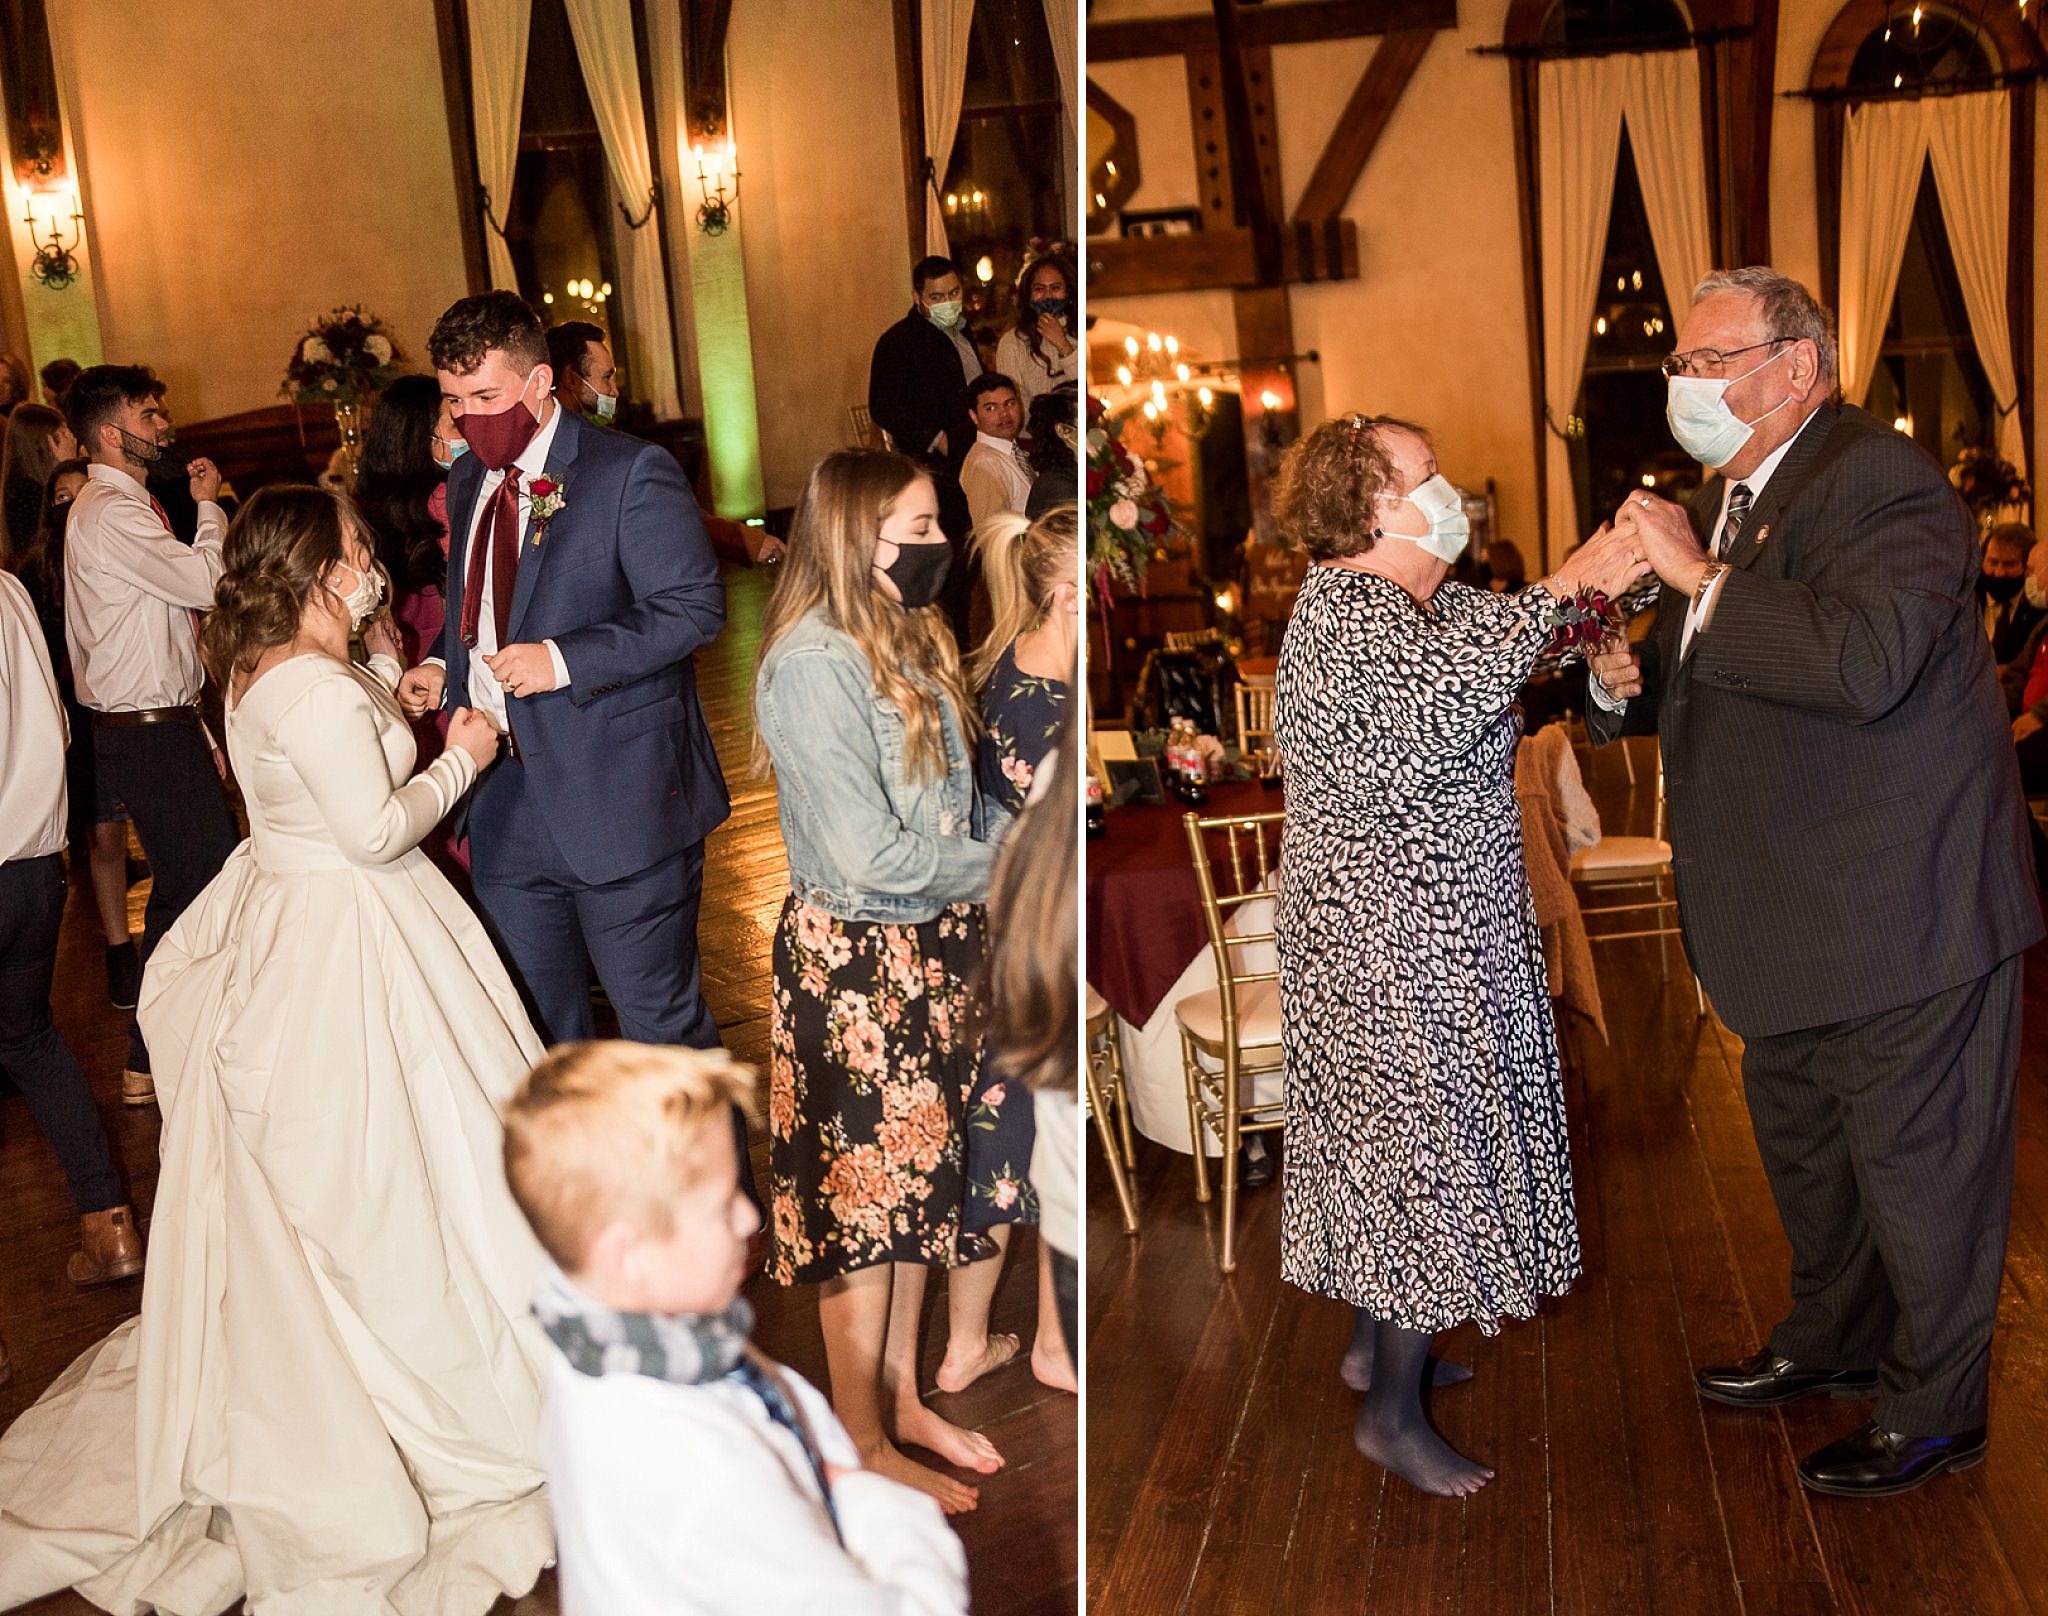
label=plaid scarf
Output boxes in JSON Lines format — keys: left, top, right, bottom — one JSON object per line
{"left": 533, "top": 1262, "right": 752, "bottom": 1384}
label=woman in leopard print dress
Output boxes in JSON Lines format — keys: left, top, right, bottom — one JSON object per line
{"left": 1271, "top": 415, "right": 1646, "bottom": 1497}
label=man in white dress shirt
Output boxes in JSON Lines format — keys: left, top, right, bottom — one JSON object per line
{"left": 62, "top": 365, "right": 238, "bottom": 1107}
{"left": 0, "top": 568, "right": 145, "bottom": 1329}
{"left": 958, "top": 372, "right": 1032, "bottom": 544}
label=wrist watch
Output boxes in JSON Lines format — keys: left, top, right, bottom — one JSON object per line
{"left": 1693, "top": 561, "right": 1728, "bottom": 607}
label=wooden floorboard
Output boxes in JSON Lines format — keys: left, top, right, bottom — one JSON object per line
{"left": 0, "top": 562, "right": 1075, "bottom": 1615}
{"left": 1087, "top": 733, "right": 2048, "bottom": 1615}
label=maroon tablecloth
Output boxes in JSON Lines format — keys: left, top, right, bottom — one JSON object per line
{"left": 1084, "top": 779, "right": 1283, "bottom": 1026}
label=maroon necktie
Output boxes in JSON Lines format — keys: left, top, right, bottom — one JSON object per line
{"left": 459, "top": 470, "right": 521, "bottom": 648}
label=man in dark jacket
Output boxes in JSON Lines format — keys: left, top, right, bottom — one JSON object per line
{"left": 1589, "top": 267, "right": 2041, "bottom": 1500}
{"left": 868, "top": 256, "right": 980, "bottom": 641}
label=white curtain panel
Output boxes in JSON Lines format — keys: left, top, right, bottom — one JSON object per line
{"left": 1619, "top": 50, "right": 1714, "bottom": 326}
{"left": 1043, "top": 0, "right": 1077, "bottom": 228}
{"left": 922, "top": 0, "right": 977, "bottom": 258}
{"left": 563, "top": 0, "right": 683, "bottom": 419}
{"left": 467, "top": 0, "right": 532, "bottom": 292}
{"left": 1538, "top": 55, "right": 1627, "bottom": 567}
{"left": 1927, "top": 92, "right": 2025, "bottom": 473}
{"left": 1838, "top": 97, "right": 1931, "bottom": 410}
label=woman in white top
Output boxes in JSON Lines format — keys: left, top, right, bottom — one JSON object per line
{"left": 0, "top": 484, "right": 556, "bottom": 1614}
{"left": 993, "top": 250, "right": 1079, "bottom": 408}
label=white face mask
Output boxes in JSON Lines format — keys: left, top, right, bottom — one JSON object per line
{"left": 329, "top": 559, "right": 386, "bottom": 630}
{"left": 1665, "top": 343, "right": 1794, "bottom": 468}
{"left": 2026, "top": 574, "right": 2048, "bottom": 611}
{"left": 1374, "top": 474, "right": 1470, "bottom": 564}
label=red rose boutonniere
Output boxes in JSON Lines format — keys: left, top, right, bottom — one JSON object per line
{"left": 527, "top": 475, "right": 568, "bottom": 547}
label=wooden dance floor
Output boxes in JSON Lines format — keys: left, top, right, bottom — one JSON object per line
{"left": 1087, "top": 734, "right": 2048, "bottom": 1616}
{"left": 0, "top": 562, "right": 1076, "bottom": 1616}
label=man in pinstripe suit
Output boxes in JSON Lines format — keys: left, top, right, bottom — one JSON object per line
{"left": 1587, "top": 267, "right": 2042, "bottom": 1498}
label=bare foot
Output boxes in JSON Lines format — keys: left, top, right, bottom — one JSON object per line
{"left": 893, "top": 1394, "right": 1005, "bottom": 1475}
{"left": 935, "top": 1331, "right": 1022, "bottom": 1395}
{"left": 1031, "top": 1332, "right": 1078, "bottom": 1394}
{"left": 865, "top": 1437, "right": 983, "bottom": 1514}
{"left": 1340, "top": 1347, "right": 1475, "bottom": 1395}
{"left": 1353, "top": 1406, "right": 1494, "bottom": 1497}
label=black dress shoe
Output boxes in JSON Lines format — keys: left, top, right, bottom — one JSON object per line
{"left": 1797, "top": 1419, "right": 1988, "bottom": 1497}
{"left": 1238, "top": 1135, "right": 1277, "bottom": 1189}
{"left": 1694, "top": 1349, "right": 1878, "bottom": 1407}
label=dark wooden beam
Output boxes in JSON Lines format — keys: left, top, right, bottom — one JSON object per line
{"left": 1210, "top": 2, "right": 1281, "bottom": 285}
{"left": 891, "top": 0, "right": 927, "bottom": 260}
{"left": 434, "top": 0, "right": 490, "bottom": 296}
{"left": 683, "top": 0, "right": 734, "bottom": 133}
{"left": 1089, "top": 0, "right": 1456, "bottom": 62}
{"left": 1290, "top": 28, "right": 1436, "bottom": 221}
{"left": 1087, "top": 221, "right": 1357, "bottom": 298}
{"left": 1185, "top": 49, "right": 1237, "bottom": 231}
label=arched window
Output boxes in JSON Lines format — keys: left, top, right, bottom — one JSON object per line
{"left": 1810, "top": 0, "right": 2043, "bottom": 478}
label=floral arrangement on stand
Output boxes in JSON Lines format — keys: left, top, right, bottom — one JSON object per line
{"left": 1085, "top": 394, "right": 1174, "bottom": 593}
{"left": 1950, "top": 444, "right": 2032, "bottom": 530}
{"left": 282, "top": 307, "right": 403, "bottom": 475}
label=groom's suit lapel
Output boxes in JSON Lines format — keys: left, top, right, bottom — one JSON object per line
{"left": 443, "top": 454, "right": 487, "bottom": 680}
{"left": 508, "top": 409, "right": 586, "bottom": 642}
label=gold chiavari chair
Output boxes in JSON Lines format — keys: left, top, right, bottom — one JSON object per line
{"left": 1234, "top": 681, "right": 1275, "bottom": 755}
{"left": 1175, "top": 808, "right": 1287, "bottom": 1273}
{"left": 1086, "top": 987, "right": 1140, "bottom": 1235}
{"left": 1568, "top": 747, "right": 1705, "bottom": 1013}
{"left": 1163, "top": 628, "right": 1225, "bottom": 652}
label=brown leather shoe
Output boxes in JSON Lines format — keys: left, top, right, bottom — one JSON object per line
{"left": 68, "top": 1206, "right": 145, "bottom": 1288}
{"left": 121, "top": 1069, "right": 156, "bottom": 1107}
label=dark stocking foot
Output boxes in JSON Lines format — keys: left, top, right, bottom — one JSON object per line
{"left": 1339, "top": 1308, "right": 1474, "bottom": 1393}
{"left": 1354, "top": 1405, "right": 1495, "bottom": 1497}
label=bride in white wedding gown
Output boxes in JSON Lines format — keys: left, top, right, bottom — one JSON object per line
{"left": 0, "top": 486, "right": 554, "bottom": 1615}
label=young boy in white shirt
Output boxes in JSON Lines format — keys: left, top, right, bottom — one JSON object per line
{"left": 501, "top": 1042, "right": 969, "bottom": 1615}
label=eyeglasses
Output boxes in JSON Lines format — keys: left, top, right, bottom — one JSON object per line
{"left": 1659, "top": 338, "right": 1791, "bottom": 380}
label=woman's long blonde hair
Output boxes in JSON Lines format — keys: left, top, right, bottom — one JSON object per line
{"left": 752, "top": 449, "right": 975, "bottom": 783}
{"left": 969, "top": 504, "right": 1076, "bottom": 687}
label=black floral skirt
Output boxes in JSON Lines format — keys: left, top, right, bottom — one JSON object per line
{"left": 767, "top": 894, "right": 985, "bottom": 1286}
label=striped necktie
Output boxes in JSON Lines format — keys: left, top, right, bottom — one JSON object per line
{"left": 726, "top": 1355, "right": 845, "bottom": 1545}
{"left": 1717, "top": 482, "right": 1753, "bottom": 559}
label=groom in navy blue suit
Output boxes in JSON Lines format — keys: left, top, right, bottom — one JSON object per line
{"left": 400, "top": 294, "right": 750, "bottom": 1189}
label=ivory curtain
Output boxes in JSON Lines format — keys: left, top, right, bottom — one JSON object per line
{"left": 1927, "top": 93, "right": 2025, "bottom": 474}
{"left": 563, "top": 0, "right": 682, "bottom": 419}
{"left": 467, "top": 0, "right": 532, "bottom": 292}
{"left": 1619, "top": 50, "right": 1713, "bottom": 325}
{"left": 1538, "top": 55, "right": 1626, "bottom": 567}
{"left": 1043, "top": 0, "right": 1077, "bottom": 226}
{"left": 922, "top": 0, "right": 976, "bottom": 259}
{"left": 1837, "top": 98, "right": 1929, "bottom": 412}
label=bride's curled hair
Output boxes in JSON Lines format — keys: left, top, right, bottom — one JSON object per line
{"left": 201, "top": 484, "right": 355, "bottom": 685}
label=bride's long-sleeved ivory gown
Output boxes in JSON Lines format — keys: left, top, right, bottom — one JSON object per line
{"left": 0, "top": 652, "right": 554, "bottom": 1615}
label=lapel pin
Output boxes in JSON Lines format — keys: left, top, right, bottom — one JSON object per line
{"left": 1752, "top": 523, "right": 1769, "bottom": 549}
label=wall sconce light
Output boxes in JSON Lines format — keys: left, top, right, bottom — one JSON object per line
{"left": 23, "top": 188, "right": 82, "bottom": 289}
{"left": 693, "top": 138, "right": 740, "bottom": 235}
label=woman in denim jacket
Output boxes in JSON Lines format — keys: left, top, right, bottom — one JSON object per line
{"left": 753, "top": 449, "right": 1002, "bottom": 1516}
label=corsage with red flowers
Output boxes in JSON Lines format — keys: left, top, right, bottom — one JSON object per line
{"left": 1541, "top": 589, "right": 1619, "bottom": 659}
{"left": 527, "top": 475, "right": 568, "bottom": 547}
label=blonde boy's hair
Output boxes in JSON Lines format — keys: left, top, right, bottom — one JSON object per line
{"left": 502, "top": 1041, "right": 757, "bottom": 1272}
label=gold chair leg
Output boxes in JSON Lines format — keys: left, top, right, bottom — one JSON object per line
{"left": 1219, "top": 1057, "right": 1241, "bottom": 1274}
{"left": 1086, "top": 1056, "right": 1141, "bottom": 1235}
{"left": 1183, "top": 1033, "right": 1212, "bottom": 1204}
{"left": 1110, "top": 1039, "right": 1139, "bottom": 1169}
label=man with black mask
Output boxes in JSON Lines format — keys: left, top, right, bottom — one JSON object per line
{"left": 1979, "top": 522, "right": 2038, "bottom": 665}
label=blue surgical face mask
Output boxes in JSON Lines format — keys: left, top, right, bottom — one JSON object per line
{"left": 578, "top": 373, "right": 619, "bottom": 423}
{"left": 926, "top": 296, "right": 965, "bottom": 329}
{"left": 1374, "top": 474, "right": 1471, "bottom": 564}
{"left": 1665, "top": 344, "right": 1794, "bottom": 468}
{"left": 433, "top": 431, "right": 469, "bottom": 469}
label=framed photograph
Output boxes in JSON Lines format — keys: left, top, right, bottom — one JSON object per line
{"left": 1105, "top": 757, "right": 1166, "bottom": 806}
{"left": 1120, "top": 207, "right": 1202, "bottom": 239}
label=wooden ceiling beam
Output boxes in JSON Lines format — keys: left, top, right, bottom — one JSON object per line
{"left": 1088, "top": 219, "right": 1358, "bottom": 298}
{"left": 1089, "top": 0, "right": 1456, "bottom": 63}
{"left": 1290, "top": 26, "right": 1436, "bottom": 222}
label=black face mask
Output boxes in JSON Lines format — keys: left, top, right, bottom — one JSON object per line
{"left": 1982, "top": 573, "right": 2024, "bottom": 602}
{"left": 880, "top": 541, "right": 952, "bottom": 609}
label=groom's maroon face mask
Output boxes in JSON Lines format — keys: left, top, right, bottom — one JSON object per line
{"left": 442, "top": 350, "right": 551, "bottom": 471}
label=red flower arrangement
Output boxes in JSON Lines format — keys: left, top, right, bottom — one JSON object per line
{"left": 1086, "top": 395, "right": 1175, "bottom": 592}
{"left": 1541, "top": 590, "right": 1619, "bottom": 659}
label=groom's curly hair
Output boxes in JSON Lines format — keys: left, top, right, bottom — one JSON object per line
{"left": 427, "top": 291, "right": 548, "bottom": 378}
